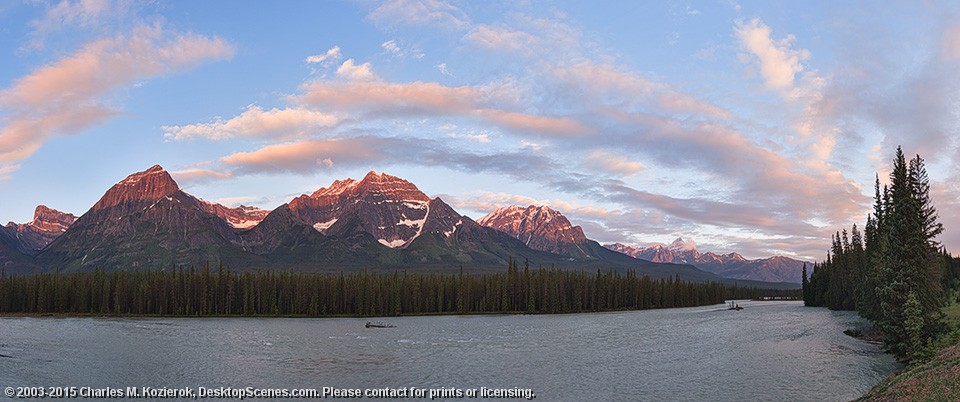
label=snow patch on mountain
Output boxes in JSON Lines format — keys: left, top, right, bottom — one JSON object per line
{"left": 313, "top": 218, "right": 338, "bottom": 233}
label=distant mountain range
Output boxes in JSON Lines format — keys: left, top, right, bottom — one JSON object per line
{"left": 605, "top": 239, "right": 808, "bottom": 283}
{"left": 476, "top": 206, "right": 808, "bottom": 283}
{"left": 0, "top": 165, "right": 799, "bottom": 288}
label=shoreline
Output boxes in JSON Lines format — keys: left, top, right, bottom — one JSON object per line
{"left": 856, "top": 303, "right": 960, "bottom": 400}
{"left": 0, "top": 299, "right": 801, "bottom": 319}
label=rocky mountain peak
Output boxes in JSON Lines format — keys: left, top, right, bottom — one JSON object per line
{"left": 304, "top": 171, "right": 430, "bottom": 204}
{"left": 668, "top": 237, "right": 697, "bottom": 252}
{"left": 353, "top": 171, "right": 431, "bottom": 202}
{"left": 288, "top": 171, "right": 436, "bottom": 249}
{"left": 29, "top": 205, "right": 77, "bottom": 232}
{"left": 194, "top": 198, "right": 270, "bottom": 229}
{"left": 603, "top": 242, "right": 806, "bottom": 283}
{"left": 92, "top": 165, "right": 180, "bottom": 210}
{"left": 0, "top": 204, "right": 79, "bottom": 252}
{"left": 310, "top": 178, "right": 358, "bottom": 198}
{"left": 478, "top": 205, "right": 589, "bottom": 256}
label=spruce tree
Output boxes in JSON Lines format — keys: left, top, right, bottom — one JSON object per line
{"left": 801, "top": 263, "right": 809, "bottom": 305}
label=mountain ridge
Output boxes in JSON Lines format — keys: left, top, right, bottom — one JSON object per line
{"left": 0, "top": 165, "right": 798, "bottom": 289}
{"left": 605, "top": 241, "right": 807, "bottom": 283}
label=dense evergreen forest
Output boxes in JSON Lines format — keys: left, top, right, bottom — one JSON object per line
{"left": 803, "top": 147, "right": 960, "bottom": 362}
{"left": 0, "top": 258, "right": 771, "bottom": 316}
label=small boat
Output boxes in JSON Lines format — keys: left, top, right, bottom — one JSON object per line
{"left": 365, "top": 321, "right": 396, "bottom": 328}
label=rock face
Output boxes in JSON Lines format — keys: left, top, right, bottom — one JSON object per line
{"left": 3, "top": 205, "right": 77, "bottom": 253}
{"left": 91, "top": 165, "right": 180, "bottom": 211}
{"left": 37, "top": 165, "right": 248, "bottom": 271}
{"left": 288, "top": 171, "right": 434, "bottom": 249}
{"left": 197, "top": 201, "right": 269, "bottom": 229}
{"left": 608, "top": 238, "right": 703, "bottom": 264}
{"left": 604, "top": 241, "right": 806, "bottom": 283}
{"left": 478, "top": 205, "right": 590, "bottom": 257}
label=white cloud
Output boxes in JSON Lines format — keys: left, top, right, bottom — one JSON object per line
{"left": 367, "top": 0, "right": 470, "bottom": 30}
{"left": 447, "top": 131, "right": 490, "bottom": 143}
{"left": 335, "top": 59, "right": 377, "bottom": 81}
{"left": 520, "top": 140, "right": 541, "bottom": 151}
{"left": 380, "top": 40, "right": 424, "bottom": 59}
{"left": 305, "top": 46, "right": 342, "bottom": 67}
{"left": 735, "top": 18, "right": 810, "bottom": 92}
{"left": 382, "top": 40, "right": 400, "bottom": 54}
{"left": 435, "top": 63, "right": 454, "bottom": 77}
{"left": 162, "top": 105, "right": 339, "bottom": 141}
{"left": 24, "top": 0, "right": 132, "bottom": 51}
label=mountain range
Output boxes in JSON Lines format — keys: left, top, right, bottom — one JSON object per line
{"left": 605, "top": 239, "right": 808, "bottom": 283}
{"left": 0, "top": 165, "right": 799, "bottom": 288}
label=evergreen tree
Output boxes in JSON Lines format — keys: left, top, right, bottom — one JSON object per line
{"left": 801, "top": 263, "right": 809, "bottom": 305}
{"left": 806, "top": 147, "right": 949, "bottom": 363}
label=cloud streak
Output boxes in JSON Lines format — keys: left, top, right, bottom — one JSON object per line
{"left": 162, "top": 106, "right": 339, "bottom": 141}
{"left": 0, "top": 23, "right": 234, "bottom": 179}
{"left": 305, "top": 46, "right": 342, "bottom": 66}
{"left": 367, "top": 0, "right": 470, "bottom": 30}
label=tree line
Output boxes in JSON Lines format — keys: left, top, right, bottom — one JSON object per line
{"left": 803, "top": 147, "right": 960, "bottom": 362}
{"left": 0, "top": 258, "right": 768, "bottom": 316}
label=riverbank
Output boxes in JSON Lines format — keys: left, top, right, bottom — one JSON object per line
{"left": 857, "top": 304, "right": 960, "bottom": 400}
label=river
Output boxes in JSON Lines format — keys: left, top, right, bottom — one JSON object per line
{"left": 0, "top": 301, "right": 897, "bottom": 401}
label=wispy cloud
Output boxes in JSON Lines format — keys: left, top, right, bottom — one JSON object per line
{"left": 367, "top": 0, "right": 470, "bottom": 30}
{"left": 0, "top": 23, "right": 234, "bottom": 179}
{"left": 305, "top": 46, "right": 342, "bottom": 67}
{"left": 293, "top": 79, "right": 592, "bottom": 137}
{"left": 23, "top": 0, "right": 133, "bottom": 51}
{"left": 220, "top": 137, "right": 400, "bottom": 175}
{"left": 381, "top": 40, "right": 424, "bottom": 59}
{"left": 435, "top": 63, "right": 453, "bottom": 77}
{"left": 170, "top": 168, "right": 234, "bottom": 185}
{"left": 584, "top": 151, "right": 645, "bottom": 176}
{"left": 162, "top": 105, "right": 339, "bottom": 141}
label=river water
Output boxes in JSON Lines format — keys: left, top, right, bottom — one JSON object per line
{"left": 0, "top": 301, "right": 897, "bottom": 401}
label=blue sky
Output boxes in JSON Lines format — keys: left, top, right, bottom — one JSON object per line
{"left": 2, "top": 0, "right": 960, "bottom": 260}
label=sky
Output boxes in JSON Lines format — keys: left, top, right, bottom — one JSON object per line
{"left": 2, "top": 0, "right": 960, "bottom": 261}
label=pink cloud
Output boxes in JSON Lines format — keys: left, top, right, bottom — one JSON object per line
{"left": 548, "top": 61, "right": 731, "bottom": 119}
{"left": 584, "top": 151, "right": 645, "bottom": 176}
{"left": 220, "top": 138, "right": 395, "bottom": 174}
{"left": 0, "top": 23, "right": 233, "bottom": 177}
{"left": 943, "top": 24, "right": 960, "bottom": 60}
{"left": 0, "top": 164, "right": 19, "bottom": 182}
{"left": 477, "top": 110, "right": 592, "bottom": 137}
{"left": 464, "top": 24, "right": 539, "bottom": 52}
{"left": 295, "top": 80, "right": 478, "bottom": 113}
{"left": 295, "top": 79, "right": 590, "bottom": 136}
{"left": 170, "top": 168, "right": 234, "bottom": 185}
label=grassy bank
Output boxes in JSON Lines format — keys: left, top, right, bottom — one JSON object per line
{"left": 857, "top": 303, "right": 960, "bottom": 401}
